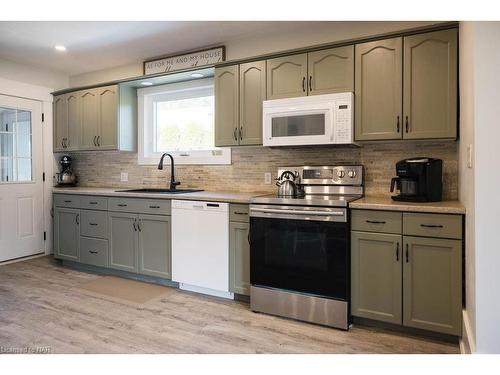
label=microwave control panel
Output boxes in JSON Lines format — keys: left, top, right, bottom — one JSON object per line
{"left": 333, "top": 97, "right": 354, "bottom": 143}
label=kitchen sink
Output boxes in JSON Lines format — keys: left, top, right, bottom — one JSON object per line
{"left": 116, "top": 188, "right": 204, "bottom": 194}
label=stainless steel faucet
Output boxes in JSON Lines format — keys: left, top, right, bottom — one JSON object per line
{"left": 158, "top": 153, "right": 181, "bottom": 191}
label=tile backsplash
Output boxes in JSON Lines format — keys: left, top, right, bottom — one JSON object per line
{"left": 64, "top": 141, "right": 458, "bottom": 200}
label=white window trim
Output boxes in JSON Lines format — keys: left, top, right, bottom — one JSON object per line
{"left": 137, "top": 78, "right": 231, "bottom": 165}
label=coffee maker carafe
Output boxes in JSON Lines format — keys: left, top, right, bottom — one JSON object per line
{"left": 390, "top": 158, "right": 443, "bottom": 202}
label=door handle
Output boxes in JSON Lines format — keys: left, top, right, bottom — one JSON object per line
{"left": 405, "top": 243, "right": 409, "bottom": 263}
{"left": 309, "top": 75, "right": 312, "bottom": 91}
{"left": 397, "top": 116, "right": 400, "bottom": 133}
{"left": 302, "top": 77, "right": 306, "bottom": 92}
{"left": 405, "top": 116, "right": 409, "bottom": 133}
{"left": 396, "top": 242, "right": 399, "bottom": 262}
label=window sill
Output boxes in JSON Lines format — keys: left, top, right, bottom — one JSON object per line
{"left": 138, "top": 150, "right": 231, "bottom": 166}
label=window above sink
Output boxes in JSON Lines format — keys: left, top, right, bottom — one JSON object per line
{"left": 137, "top": 78, "right": 231, "bottom": 166}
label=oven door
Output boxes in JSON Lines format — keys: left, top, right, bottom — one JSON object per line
{"left": 249, "top": 205, "right": 349, "bottom": 301}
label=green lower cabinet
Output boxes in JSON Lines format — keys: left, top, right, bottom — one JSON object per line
{"left": 138, "top": 214, "right": 172, "bottom": 279}
{"left": 351, "top": 231, "right": 402, "bottom": 324}
{"left": 109, "top": 212, "right": 138, "bottom": 273}
{"left": 229, "top": 221, "right": 250, "bottom": 296}
{"left": 54, "top": 207, "right": 80, "bottom": 261}
{"left": 80, "top": 236, "right": 108, "bottom": 267}
{"left": 403, "top": 236, "right": 462, "bottom": 335}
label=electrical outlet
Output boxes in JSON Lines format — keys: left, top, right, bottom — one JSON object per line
{"left": 120, "top": 172, "right": 129, "bottom": 182}
{"left": 467, "top": 144, "right": 473, "bottom": 169}
{"left": 264, "top": 172, "right": 272, "bottom": 184}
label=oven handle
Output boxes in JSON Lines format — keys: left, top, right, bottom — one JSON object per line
{"left": 250, "top": 207, "right": 345, "bottom": 217}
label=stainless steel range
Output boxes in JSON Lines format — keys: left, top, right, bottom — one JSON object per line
{"left": 249, "top": 165, "right": 364, "bottom": 330}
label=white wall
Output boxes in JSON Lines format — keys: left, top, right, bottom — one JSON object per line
{"left": 69, "top": 21, "right": 437, "bottom": 87}
{"left": 472, "top": 22, "right": 500, "bottom": 354}
{"left": 0, "top": 57, "right": 69, "bottom": 90}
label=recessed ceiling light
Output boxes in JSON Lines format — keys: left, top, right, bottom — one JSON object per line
{"left": 141, "top": 82, "right": 153, "bottom": 86}
{"left": 191, "top": 73, "right": 204, "bottom": 78}
{"left": 54, "top": 45, "right": 66, "bottom": 51}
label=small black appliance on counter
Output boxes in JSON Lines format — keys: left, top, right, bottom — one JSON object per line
{"left": 390, "top": 157, "right": 443, "bottom": 202}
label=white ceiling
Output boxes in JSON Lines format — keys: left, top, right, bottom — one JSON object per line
{"left": 0, "top": 21, "right": 324, "bottom": 76}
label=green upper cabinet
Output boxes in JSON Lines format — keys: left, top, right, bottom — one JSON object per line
{"left": 403, "top": 29, "right": 458, "bottom": 140}
{"left": 53, "top": 84, "right": 136, "bottom": 152}
{"left": 215, "top": 61, "right": 266, "bottom": 147}
{"left": 215, "top": 65, "right": 239, "bottom": 147}
{"left": 80, "top": 89, "right": 99, "bottom": 150}
{"left": 351, "top": 231, "right": 402, "bottom": 324}
{"left": 355, "top": 37, "right": 403, "bottom": 141}
{"left": 267, "top": 53, "right": 308, "bottom": 99}
{"left": 138, "top": 214, "right": 172, "bottom": 279}
{"left": 97, "top": 86, "right": 118, "bottom": 149}
{"left": 53, "top": 95, "right": 67, "bottom": 152}
{"left": 239, "top": 61, "right": 266, "bottom": 145}
{"left": 403, "top": 236, "right": 462, "bottom": 335}
{"left": 307, "top": 45, "right": 354, "bottom": 95}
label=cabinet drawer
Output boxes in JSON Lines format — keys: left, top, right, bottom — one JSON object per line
{"left": 54, "top": 194, "right": 81, "bottom": 208}
{"left": 351, "top": 209, "right": 402, "bottom": 234}
{"left": 109, "top": 198, "right": 171, "bottom": 215}
{"left": 80, "top": 237, "right": 108, "bottom": 267}
{"left": 403, "top": 213, "right": 462, "bottom": 239}
{"left": 80, "top": 210, "right": 108, "bottom": 239}
{"left": 230, "top": 204, "right": 250, "bottom": 223}
{"left": 80, "top": 195, "right": 108, "bottom": 211}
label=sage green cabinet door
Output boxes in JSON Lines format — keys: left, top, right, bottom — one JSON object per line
{"left": 54, "top": 207, "right": 80, "bottom": 261}
{"left": 239, "top": 61, "right": 266, "bottom": 145}
{"left": 138, "top": 214, "right": 171, "bottom": 279}
{"left": 97, "top": 85, "right": 118, "bottom": 149}
{"left": 80, "top": 89, "right": 99, "bottom": 150}
{"left": 229, "top": 222, "right": 250, "bottom": 296}
{"left": 403, "top": 29, "right": 458, "bottom": 139}
{"left": 109, "top": 212, "right": 138, "bottom": 273}
{"left": 267, "top": 53, "right": 307, "bottom": 99}
{"left": 215, "top": 65, "right": 239, "bottom": 147}
{"left": 53, "top": 94, "right": 67, "bottom": 151}
{"left": 403, "top": 236, "right": 462, "bottom": 335}
{"left": 351, "top": 231, "right": 402, "bottom": 324}
{"left": 355, "top": 38, "right": 403, "bottom": 141}
{"left": 66, "top": 92, "right": 80, "bottom": 150}
{"left": 308, "top": 46, "right": 354, "bottom": 95}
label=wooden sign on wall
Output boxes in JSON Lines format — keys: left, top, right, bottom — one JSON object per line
{"left": 143, "top": 46, "right": 225, "bottom": 75}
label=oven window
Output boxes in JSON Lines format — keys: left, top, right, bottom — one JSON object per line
{"left": 271, "top": 114, "right": 325, "bottom": 137}
{"left": 250, "top": 217, "right": 348, "bottom": 300}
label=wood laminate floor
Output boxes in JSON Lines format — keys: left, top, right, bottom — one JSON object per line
{"left": 0, "top": 256, "right": 459, "bottom": 354}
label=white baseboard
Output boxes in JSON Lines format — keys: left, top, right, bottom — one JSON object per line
{"left": 460, "top": 309, "right": 476, "bottom": 354}
{"left": 179, "top": 283, "right": 234, "bottom": 300}
{"left": 0, "top": 253, "right": 45, "bottom": 266}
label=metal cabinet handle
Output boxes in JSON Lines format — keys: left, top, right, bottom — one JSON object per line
{"left": 302, "top": 77, "right": 306, "bottom": 92}
{"left": 397, "top": 116, "right": 400, "bottom": 133}
{"left": 133, "top": 219, "right": 137, "bottom": 231}
{"left": 64, "top": 200, "right": 72, "bottom": 203}
{"left": 406, "top": 243, "right": 409, "bottom": 263}
{"left": 75, "top": 214, "right": 80, "bottom": 225}
{"left": 89, "top": 250, "right": 98, "bottom": 254}
{"left": 89, "top": 201, "right": 98, "bottom": 205}
{"left": 117, "top": 204, "right": 127, "bottom": 207}
{"left": 89, "top": 223, "right": 98, "bottom": 226}
{"left": 93, "top": 136, "right": 97, "bottom": 146}
{"left": 234, "top": 212, "right": 248, "bottom": 215}
{"left": 233, "top": 127, "right": 238, "bottom": 141}
{"left": 138, "top": 219, "right": 142, "bottom": 232}
{"left": 420, "top": 224, "right": 444, "bottom": 228}
{"left": 405, "top": 116, "right": 409, "bottom": 133}
{"left": 366, "top": 220, "right": 386, "bottom": 224}
{"left": 61, "top": 139, "right": 65, "bottom": 148}
{"left": 396, "top": 242, "right": 399, "bottom": 262}
{"left": 309, "top": 75, "right": 312, "bottom": 91}
{"left": 97, "top": 136, "right": 100, "bottom": 146}
{"left": 149, "top": 205, "right": 160, "bottom": 209}
{"left": 239, "top": 126, "right": 243, "bottom": 141}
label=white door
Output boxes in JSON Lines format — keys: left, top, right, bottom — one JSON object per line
{"left": 0, "top": 94, "right": 44, "bottom": 262}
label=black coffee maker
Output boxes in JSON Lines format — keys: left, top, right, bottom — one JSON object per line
{"left": 390, "top": 158, "right": 443, "bottom": 202}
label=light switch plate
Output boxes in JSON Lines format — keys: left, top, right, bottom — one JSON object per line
{"left": 120, "top": 172, "right": 129, "bottom": 182}
{"left": 264, "top": 172, "right": 272, "bottom": 184}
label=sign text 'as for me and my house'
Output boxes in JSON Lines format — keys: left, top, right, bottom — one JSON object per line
{"left": 144, "top": 47, "right": 225, "bottom": 75}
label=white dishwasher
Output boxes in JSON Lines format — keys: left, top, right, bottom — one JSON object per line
{"left": 171, "top": 200, "right": 232, "bottom": 299}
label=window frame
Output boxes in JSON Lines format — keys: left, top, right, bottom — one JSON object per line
{"left": 137, "top": 78, "right": 231, "bottom": 166}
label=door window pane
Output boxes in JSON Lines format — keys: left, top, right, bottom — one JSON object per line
{"left": 0, "top": 107, "right": 32, "bottom": 182}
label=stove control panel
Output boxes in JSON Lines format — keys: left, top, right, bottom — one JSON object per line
{"left": 278, "top": 165, "right": 363, "bottom": 186}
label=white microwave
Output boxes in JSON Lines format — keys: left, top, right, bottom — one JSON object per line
{"left": 262, "top": 92, "right": 354, "bottom": 147}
